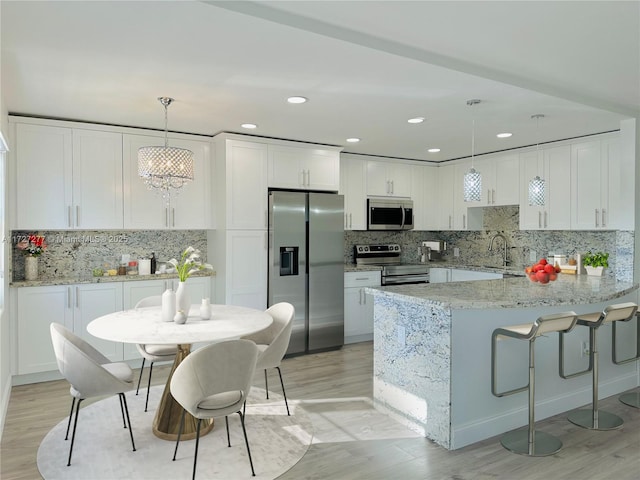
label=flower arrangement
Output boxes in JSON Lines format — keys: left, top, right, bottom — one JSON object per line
{"left": 168, "top": 246, "right": 213, "bottom": 282}
{"left": 17, "top": 234, "right": 47, "bottom": 257}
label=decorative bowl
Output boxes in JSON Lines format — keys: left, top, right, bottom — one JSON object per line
{"left": 525, "top": 259, "right": 560, "bottom": 285}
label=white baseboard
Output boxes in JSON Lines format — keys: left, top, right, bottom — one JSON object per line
{"left": 0, "top": 377, "right": 12, "bottom": 440}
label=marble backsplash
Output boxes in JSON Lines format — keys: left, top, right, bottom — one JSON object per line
{"left": 10, "top": 230, "right": 207, "bottom": 282}
{"left": 344, "top": 206, "right": 634, "bottom": 282}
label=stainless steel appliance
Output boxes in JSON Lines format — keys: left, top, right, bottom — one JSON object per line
{"left": 421, "top": 240, "right": 447, "bottom": 262}
{"left": 269, "top": 191, "right": 344, "bottom": 355}
{"left": 367, "top": 197, "right": 414, "bottom": 231}
{"left": 355, "top": 244, "right": 430, "bottom": 285}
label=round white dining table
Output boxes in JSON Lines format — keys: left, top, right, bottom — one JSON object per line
{"left": 88, "top": 303, "right": 272, "bottom": 440}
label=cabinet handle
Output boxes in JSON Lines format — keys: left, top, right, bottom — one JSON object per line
{"left": 349, "top": 213, "right": 352, "bottom": 229}
{"left": 265, "top": 210, "right": 268, "bottom": 229}
{"left": 345, "top": 213, "right": 348, "bottom": 228}
{"left": 265, "top": 232, "right": 268, "bottom": 250}
{"left": 67, "top": 287, "right": 72, "bottom": 309}
{"left": 487, "top": 189, "right": 491, "bottom": 204}
{"left": 172, "top": 208, "right": 176, "bottom": 227}
{"left": 359, "top": 288, "right": 363, "bottom": 305}
{"left": 602, "top": 209, "right": 606, "bottom": 227}
{"left": 538, "top": 211, "right": 542, "bottom": 229}
{"left": 390, "top": 180, "right": 394, "bottom": 194}
{"left": 463, "top": 214, "right": 466, "bottom": 229}
{"left": 76, "top": 205, "right": 80, "bottom": 227}
{"left": 448, "top": 215, "right": 452, "bottom": 229}
{"left": 75, "top": 286, "right": 79, "bottom": 308}
{"left": 165, "top": 207, "right": 169, "bottom": 227}
{"left": 595, "top": 209, "right": 599, "bottom": 228}
{"left": 68, "top": 206, "right": 72, "bottom": 228}
{"left": 492, "top": 189, "right": 496, "bottom": 204}
{"left": 544, "top": 211, "right": 548, "bottom": 228}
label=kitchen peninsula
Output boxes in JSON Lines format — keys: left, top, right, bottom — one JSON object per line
{"left": 367, "top": 275, "right": 639, "bottom": 450}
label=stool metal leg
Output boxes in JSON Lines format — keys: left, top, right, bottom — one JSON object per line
{"left": 619, "top": 391, "right": 640, "bottom": 408}
{"left": 568, "top": 326, "right": 623, "bottom": 430}
{"left": 500, "top": 339, "right": 563, "bottom": 456}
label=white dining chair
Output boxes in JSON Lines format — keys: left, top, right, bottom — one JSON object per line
{"left": 170, "top": 339, "right": 259, "bottom": 480}
{"left": 242, "top": 302, "right": 295, "bottom": 415}
{"left": 50, "top": 322, "right": 136, "bottom": 466}
{"left": 134, "top": 295, "right": 178, "bottom": 411}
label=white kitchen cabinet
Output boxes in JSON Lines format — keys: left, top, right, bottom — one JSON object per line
{"left": 212, "top": 229, "right": 268, "bottom": 310}
{"left": 366, "top": 160, "right": 412, "bottom": 197}
{"left": 422, "top": 166, "right": 440, "bottom": 230}
{"left": 571, "top": 138, "right": 625, "bottom": 230}
{"left": 519, "top": 146, "right": 571, "bottom": 230}
{"left": 123, "top": 133, "right": 211, "bottom": 229}
{"left": 340, "top": 156, "right": 367, "bottom": 230}
{"left": 438, "top": 163, "right": 470, "bottom": 230}
{"left": 13, "top": 123, "right": 123, "bottom": 229}
{"left": 214, "top": 138, "right": 268, "bottom": 230}
{"left": 344, "top": 271, "right": 380, "bottom": 344}
{"left": 475, "top": 153, "right": 520, "bottom": 206}
{"left": 268, "top": 144, "right": 340, "bottom": 191}
{"left": 16, "top": 283, "right": 122, "bottom": 375}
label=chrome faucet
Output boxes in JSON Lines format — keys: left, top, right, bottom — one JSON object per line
{"left": 488, "top": 233, "right": 509, "bottom": 267}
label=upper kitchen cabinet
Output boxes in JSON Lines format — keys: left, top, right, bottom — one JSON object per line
{"left": 123, "top": 133, "right": 211, "bottom": 229}
{"left": 366, "top": 160, "right": 412, "bottom": 197}
{"left": 268, "top": 144, "right": 340, "bottom": 191}
{"left": 475, "top": 153, "right": 520, "bottom": 206}
{"left": 411, "top": 163, "right": 439, "bottom": 231}
{"left": 438, "top": 162, "right": 470, "bottom": 230}
{"left": 571, "top": 135, "right": 631, "bottom": 230}
{"left": 13, "top": 122, "right": 123, "bottom": 229}
{"left": 519, "top": 146, "right": 571, "bottom": 230}
{"left": 339, "top": 155, "right": 366, "bottom": 230}
{"left": 213, "top": 137, "right": 268, "bottom": 230}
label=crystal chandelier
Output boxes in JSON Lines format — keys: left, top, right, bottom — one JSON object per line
{"left": 463, "top": 99, "right": 482, "bottom": 202}
{"left": 528, "top": 114, "right": 545, "bottom": 206}
{"left": 138, "top": 97, "right": 194, "bottom": 205}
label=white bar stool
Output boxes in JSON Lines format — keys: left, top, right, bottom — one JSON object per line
{"left": 560, "top": 302, "right": 638, "bottom": 430}
{"left": 492, "top": 311, "right": 578, "bottom": 456}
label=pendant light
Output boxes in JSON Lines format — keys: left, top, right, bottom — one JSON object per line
{"left": 463, "top": 99, "right": 482, "bottom": 202}
{"left": 138, "top": 97, "right": 194, "bottom": 205}
{"left": 528, "top": 114, "right": 545, "bottom": 206}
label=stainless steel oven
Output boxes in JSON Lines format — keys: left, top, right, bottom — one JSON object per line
{"left": 367, "top": 198, "right": 414, "bottom": 231}
{"left": 354, "top": 244, "right": 429, "bottom": 285}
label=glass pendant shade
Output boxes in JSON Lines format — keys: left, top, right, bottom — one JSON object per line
{"left": 463, "top": 167, "right": 482, "bottom": 202}
{"left": 138, "top": 97, "right": 194, "bottom": 204}
{"left": 528, "top": 175, "right": 545, "bottom": 206}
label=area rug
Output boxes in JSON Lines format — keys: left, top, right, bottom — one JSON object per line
{"left": 37, "top": 386, "right": 313, "bottom": 480}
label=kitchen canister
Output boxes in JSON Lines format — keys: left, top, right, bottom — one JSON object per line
{"left": 138, "top": 259, "right": 151, "bottom": 276}
{"left": 200, "top": 298, "right": 211, "bottom": 320}
{"left": 161, "top": 288, "right": 176, "bottom": 322}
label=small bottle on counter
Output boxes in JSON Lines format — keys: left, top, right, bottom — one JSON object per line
{"left": 150, "top": 252, "right": 157, "bottom": 274}
{"left": 127, "top": 261, "right": 138, "bottom": 275}
{"left": 117, "top": 263, "right": 127, "bottom": 275}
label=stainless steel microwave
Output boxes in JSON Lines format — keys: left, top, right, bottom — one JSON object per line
{"left": 367, "top": 197, "right": 414, "bottom": 231}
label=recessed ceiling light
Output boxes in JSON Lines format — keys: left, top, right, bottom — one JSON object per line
{"left": 497, "top": 132, "right": 512, "bottom": 138}
{"left": 408, "top": 117, "right": 425, "bottom": 124}
{"left": 346, "top": 138, "right": 360, "bottom": 143}
{"left": 287, "top": 96, "right": 307, "bottom": 104}
{"left": 427, "top": 148, "right": 440, "bottom": 153}
{"left": 241, "top": 123, "right": 257, "bottom": 129}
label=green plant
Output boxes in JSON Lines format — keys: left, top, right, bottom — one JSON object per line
{"left": 583, "top": 251, "right": 609, "bottom": 268}
{"left": 168, "top": 246, "right": 213, "bottom": 282}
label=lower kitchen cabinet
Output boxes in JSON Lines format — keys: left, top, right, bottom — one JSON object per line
{"left": 16, "top": 283, "right": 123, "bottom": 376}
{"left": 429, "top": 268, "right": 503, "bottom": 283}
{"left": 344, "top": 271, "right": 380, "bottom": 344}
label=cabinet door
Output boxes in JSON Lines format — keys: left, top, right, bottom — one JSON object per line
{"left": 365, "top": 161, "right": 389, "bottom": 196}
{"left": 169, "top": 138, "right": 211, "bottom": 229}
{"left": 545, "top": 145, "right": 572, "bottom": 229}
{"left": 450, "top": 269, "right": 502, "bottom": 281}
{"left": 437, "top": 165, "right": 455, "bottom": 229}
{"left": 603, "top": 137, "right": 632, "bottom": 229}
{"left": 225, "top": 230, "right": 268, "bottom": 309}
{"left": 411, "top": 165, "right": 427, "bottom": 230}
{"left": 226, "top": 141, "right": 268, "bottom": 230}
{"left": 386, "top": 163, "right": 412, "bottom": 197}
{"left": 340, "top": 157, "right": 366, "bottom": 230}
{"left": 453, "top": 162, "right": 470, "bottom": 230}
{"left": 268, "top": 145, "right": 303, "bottom": 189}
{"left": 303, "top": 150, "right": 339, "bottom": 191}
{"left": 123, "top": 134, "right": 169, "bottom": 228}
{"left": 15, "top": 123, "right": 72, "bottom": 229}
{"left": 429, "top": 268, "right": 450, "bottom": 283}
{"left": 519, "top": 151, "right": 544, "bottom": 229}
{"left": 572, "top": 141, "right": 604, "bottom": 229}
{"left": 423, "top": 167, "right": 440, "bottom": 230}
{"left": 344, "top": 288, "right": 374, "bottom": 341}
{"left": 17, "top": 286, "right": 73, "bottom": 374}
{"left": 493, "top": 154, "right": 520, "bottom": 205}
{"left": 75, "top": 283, "right": 123, "bottom": 362}
{"left": 474, "top": 157, "right": 495, "bottom": 207}
{"left": 72, "top": 129, "right": 123, "bottom": 228}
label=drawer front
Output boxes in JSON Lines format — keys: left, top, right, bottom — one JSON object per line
{"left": 344, "top": 271, "right": 381, "bottom": 288}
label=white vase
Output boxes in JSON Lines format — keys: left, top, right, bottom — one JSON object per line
{"left": 173, "top": 310, "right": 187, "bottom": 325}
{"left": 585, "top": 266, "right": 604, "bottom": 276}
{"left": 25, "top": 256, "right": 38, "bottom": 281}
{"left": 161, "top": 288, "right": 176, "bottom": 322}
{"left": 200, "top": 298, "right": 211, "bottom": 320}
{"left": 175, "top": 281, "right": 191, "bottom": 315}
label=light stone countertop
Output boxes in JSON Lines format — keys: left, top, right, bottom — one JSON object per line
{"left": 9, "top": 270, "right": 215, "bottom": 288}
{"left": 367, "top": 274, "right": 638, "bottom": 310}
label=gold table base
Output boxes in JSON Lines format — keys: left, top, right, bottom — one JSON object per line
{"left": 152, "top": 344, "right": 214, "bottom": 440}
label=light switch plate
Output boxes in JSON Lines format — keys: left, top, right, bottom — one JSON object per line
{"left": 529, "top": 250, "right": 537, "bottom": 262}
{"left": 454, "top": 247, "right": 460, "bottom": 257}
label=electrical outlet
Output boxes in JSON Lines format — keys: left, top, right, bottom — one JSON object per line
{"left": 397, "top": 325, "right": 406, "bottom": 347}
{"left": 529, "top": 250, "right": 537, "bottom": 262}
{"left": 581, "top": 341, "right": 590, "bottom": 357}
{"left": 454, "top": 247, "right": 460, "bottom": 257}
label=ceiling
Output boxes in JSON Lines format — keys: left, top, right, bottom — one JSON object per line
{"left": 2, "top": 1, "right": 638, "bottom": 163}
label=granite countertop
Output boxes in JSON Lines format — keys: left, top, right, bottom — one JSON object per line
{"left": 344, "top": 262, "right": 525, "bottom": 276}
{"left": 10, "top": 270, "right": 216, "bottom": 288}
{"left": 367, "top": 274, "right": 638, "bottom": 310}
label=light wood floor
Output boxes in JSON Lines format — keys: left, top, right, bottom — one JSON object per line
{"left": 1, "top": 342, "right": 639, "bottom": 479}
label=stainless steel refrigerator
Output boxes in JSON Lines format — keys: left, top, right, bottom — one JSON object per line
{"left": 268, "top": 190, "right": 344, "bottom": 355}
